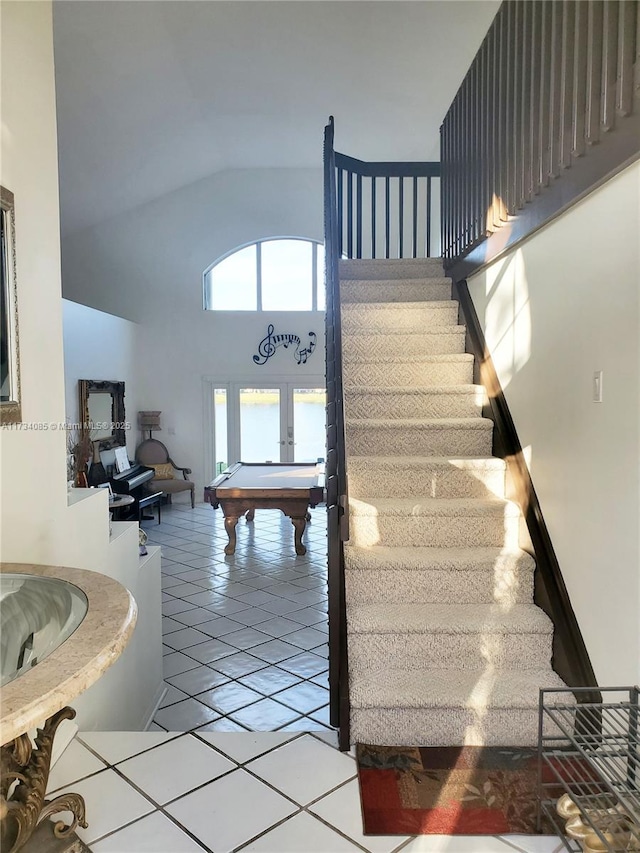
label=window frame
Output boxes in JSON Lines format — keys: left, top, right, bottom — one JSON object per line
{"left": 203, "top": 236, "right": 324, "bottom": 312}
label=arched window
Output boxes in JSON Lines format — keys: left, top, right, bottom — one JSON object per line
{"left": 203, "top": 237, "right": 325, "bottom": 312}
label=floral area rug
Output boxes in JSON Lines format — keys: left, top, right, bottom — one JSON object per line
{"left": 356, "top": 743, "right": 566, "bottom": 835}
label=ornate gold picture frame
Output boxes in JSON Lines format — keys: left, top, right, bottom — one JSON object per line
{"left": 1, "top": 186, "right": 21, "bottom": 424}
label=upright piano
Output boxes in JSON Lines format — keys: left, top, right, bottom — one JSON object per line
{"left": 110, "top": 463, "right": 160, "bottom": 520}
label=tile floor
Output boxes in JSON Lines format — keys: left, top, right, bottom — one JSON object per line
{"left": 148, "top": 501, "right": 330, "bottom": 734}
{"left": 48, "top": 501, "right": 566, "bottom": 852}
{"left": 48, "top": 731, "right": 567, "bottom": 853}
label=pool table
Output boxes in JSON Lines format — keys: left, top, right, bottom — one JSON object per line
{"left": 204, "top": 462, "right": 325, "bottom": 556}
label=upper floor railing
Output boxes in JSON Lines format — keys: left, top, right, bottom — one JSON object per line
{"left": 442, "top": 0, "right": 640, "bottom": 277}
{"left": 335, "top": 153, "right": 441, "bottom": 259}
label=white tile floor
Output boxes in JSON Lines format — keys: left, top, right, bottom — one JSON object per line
{"left": 48, "top": 732, "right": 566, "bottom": 853}
{"left": 46, "top": 502, "right": 566, "bottom": 852}
{"left": 150, "top": 502, "right": 330, "bottom": 734}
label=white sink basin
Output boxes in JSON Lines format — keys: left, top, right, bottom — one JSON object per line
{"left": 0, "top": 574, "right": 88, "bottom": 687}
{"left": 0, "top": 563, "right": 137, "bottom": 744}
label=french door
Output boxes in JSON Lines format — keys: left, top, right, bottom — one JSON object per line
{"left": 212, "top": 383, "right": 326, "bottom": 473}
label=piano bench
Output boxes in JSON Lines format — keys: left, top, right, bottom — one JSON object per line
{"left": 138, "top": 491, "right": 163, "bottom": 524}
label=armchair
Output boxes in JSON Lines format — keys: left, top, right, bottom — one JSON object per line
{"left": 135, "top": 439, "right": 195, "bottom": 508}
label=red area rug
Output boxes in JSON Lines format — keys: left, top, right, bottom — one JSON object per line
{"left": 356, "top": 744, "right": 564, "bottom": 836}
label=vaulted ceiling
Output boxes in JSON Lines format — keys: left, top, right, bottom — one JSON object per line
{"left": 53, "top": 1, "right": 499, "bottom": 236}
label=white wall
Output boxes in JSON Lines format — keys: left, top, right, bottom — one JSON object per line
{"left": 0, "top": 1, "right": 109, "bottom": 571}
{"left": 467, "top": 161, "right": 640, "bottom": 685}
{"left": 62, "top": 299, "right": 140, "bottom": 459}
{"left": 0, "top": 2, "right": 161, "bottom": 734}
{"left": 61, "top": 168, "right": 326, "bottom": 490}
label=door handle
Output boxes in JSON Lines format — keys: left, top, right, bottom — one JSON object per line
{"left": 278, "top": 440, "right": 285, "bottom": 445}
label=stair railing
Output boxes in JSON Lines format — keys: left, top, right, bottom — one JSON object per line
{"left": 324, "top": 117, "right": 350, "bottom": 750}
{"left": 441, "top": 0, "right": 640, "bottom": 280}
{"left": 335, "top": 152, "right": 441, "bottom": 259}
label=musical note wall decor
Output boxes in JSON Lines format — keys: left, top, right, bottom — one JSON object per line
{"left": 253, "top": 324, "right": 317, "bottom": 366}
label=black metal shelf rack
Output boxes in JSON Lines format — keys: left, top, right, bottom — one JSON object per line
{"left": 538, "top": 686, "right": 640, "bottom": 852}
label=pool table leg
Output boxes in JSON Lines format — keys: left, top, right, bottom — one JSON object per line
{"left": 291, "top": 515, "right": 307, "bottom": 555}
{"left": 223, "top": 515, "right": 239, "bottom": 555}
{"left": 245, "top": 508, "right": 255, "bottom": 522}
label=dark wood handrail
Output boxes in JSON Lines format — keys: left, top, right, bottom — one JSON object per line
{"left": 324, "top": 117, "right": 350, "bottom": 750}
{"left": 335, "top": 153, "right": 441, "bottom": 179}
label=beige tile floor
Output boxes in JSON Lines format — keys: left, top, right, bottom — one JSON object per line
{"left": 46, "top": 502, "right": 566, "bottom": 852}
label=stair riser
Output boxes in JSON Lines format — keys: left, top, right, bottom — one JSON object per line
{"left": 344, "top": 360, "right": 473, "bottom": 388}
{"left": 348, "top": 463, "right": 506, "bottom": 499}
{"left": 342, "top": 305, "right": 458, "bottom": 331}
{"left": 343, "top": 331, "right": 465, "bottom": 358}
{"left": 345, "top": 569, "right": 534, "bottom": 605}
{"left": 349, "top": 514, "right": 520, "bottom": 548}
{"left": 348, "top": 632, "right": 553, "bottom": 672}
{"left": 350, "top": 707, "right": 545, "bottom": 747}
{"left": 346, "top": 425, "right": 492, "bottom": 457}
{"left": 340, "top": 259, "right": 445, "bottom": 280}
{"left": 345, "top": 392, "right": 482, "bottom": 419}
{"left": 341, "top": 280, "right": 452, "bottom": 303}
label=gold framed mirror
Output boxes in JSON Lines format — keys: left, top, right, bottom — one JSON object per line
{"left": 1, "top": 186, "right": 21, "bottom": 424}
{"left": 78, "top": 380, "right": 126, "bottom": 448}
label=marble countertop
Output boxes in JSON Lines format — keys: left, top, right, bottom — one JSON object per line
{"left": 0, "top": 562, "right": 137, "bottom": 744}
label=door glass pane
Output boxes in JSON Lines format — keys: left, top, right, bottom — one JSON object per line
{"left": 261, "top": 240, "right": 312, "bottom": 311}
{"left": 214, "top": 388, "right": 227, "bottom": 474}
{"left": 239, "top": 388, "right": 281, "bottom": 462}
{"left": 293, "top": 388, "right": 326, "bottom": 463}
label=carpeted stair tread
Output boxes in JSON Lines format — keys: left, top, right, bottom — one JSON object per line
{"left": 345, "top": 325, "right": 465, "bottom": 337}
{"left": 341, "top": 278, "right": 452, "bottom": 303}
{"left": 346, "top": 421, "right": 494, "bottom": 457}
{"left": 342, "top": 302, "right": 458, "bottom": 331}
{"left": 344, "top": 544, "right": 530, "bottom": 572}
{"left": 348, "top": 384, "right": 483, "bottom": 395}
{"left": 343, "top": 328, "right": 466, "bottom": 358}
{"left": 348, "top": 456, "right": 506, "bottom": 499}
{"left": 344, "top": 352, "right": 473, "bottom": 367}
{"left": 347, "top": 602, "right": 553, "bottom": 635}
{"left": 348, "top": 455, "right": 505, "bottom": 473}
{"left": 344, "top": 545, "right": 535, "bottom": 605}
{"left": 346, "top": 423, "right": 494, "bottom": 456}
{"left": 350, "top": 668, "right": 569, "bottom": 710}
{"left": 345, "top": 386, "right": 485, "bottom": 419}
{"left": 342, "top": 300, "right": 455, "bottom": 313}
{"left": 346, "top": 417, "right": 493, "bottom": 430}
{"left": 349, "top": 496, "right": 520, "bottom": 518}
{"left": 345, "top": 566, "right": 533, "bottom": 606}
{"left": 350, "top": 707, "right": 558, "bottom": 747}
{"left": 342, "top": 277, "right": 451, "bottom": 286}
{"left": 344, "top": 359, "right": 474, "bottom": 390}
{"left": 340, "top": 258, "right": 444, "bottom": 280}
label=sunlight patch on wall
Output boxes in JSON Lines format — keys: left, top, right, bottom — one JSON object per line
{"left": 485, "top": 250, "right": 531, "bottom": 389}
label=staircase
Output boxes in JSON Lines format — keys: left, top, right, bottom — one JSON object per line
{"left": 340, "top": 257, "right": 569, "bottom": 747}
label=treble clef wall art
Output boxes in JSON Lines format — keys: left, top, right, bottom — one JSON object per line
{"left": 253, "top": 324, "right": 317, "bottom": 366}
